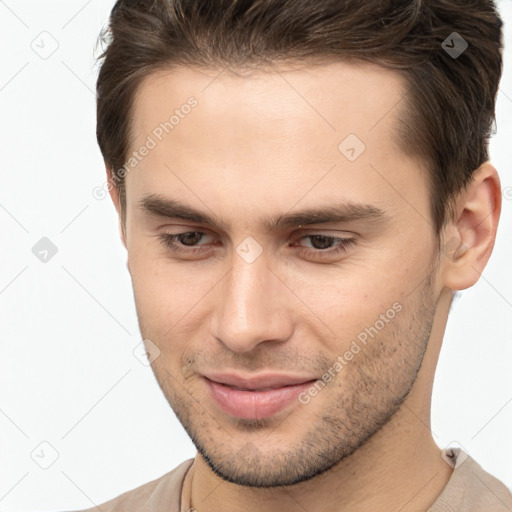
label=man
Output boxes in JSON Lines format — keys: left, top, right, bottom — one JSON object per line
{"left": 77, "top": 0, "right": 511, "bottom": 510}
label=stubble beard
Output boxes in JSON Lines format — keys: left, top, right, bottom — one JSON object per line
{"left": 146, "top": 267, "right": 439, "bottom": 488}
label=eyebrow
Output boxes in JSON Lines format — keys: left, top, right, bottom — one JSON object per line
{"left": 138, "top": 194, "right": 387, "bottom": 232}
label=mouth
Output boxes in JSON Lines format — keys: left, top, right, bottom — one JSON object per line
{"left": 217, "top": 383, "right": 293, "bottom": 391}
{"left": 202, "top": 373, "right": 318, "bottom": 420}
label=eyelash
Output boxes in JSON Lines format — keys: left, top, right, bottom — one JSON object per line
{"left": 158, "top": 232, "right": 356, "bottom": 260}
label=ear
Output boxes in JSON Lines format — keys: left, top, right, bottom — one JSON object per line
{"left": 441, "top": 162, "right": 501, "bottom": 291}
{"left": 105, "top": 164, "right": 128, "bottom": 251}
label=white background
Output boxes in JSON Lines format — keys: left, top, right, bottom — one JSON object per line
{"left": 0, "top": 1, "right": 511, "bottom": 510}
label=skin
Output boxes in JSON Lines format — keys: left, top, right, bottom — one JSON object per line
{"left": 107, "top": 61, "right": 501, "bottom": 512}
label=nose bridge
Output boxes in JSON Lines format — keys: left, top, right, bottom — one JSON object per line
{"left": 213, "top": 249, "right": 292, "bottom": 353}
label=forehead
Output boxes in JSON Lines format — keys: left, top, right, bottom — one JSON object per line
{"left": 131, "top": 60, "right": 406, "bottom": 151}
{"left": 126, "top": 61, "right": 429, "bottom": 229}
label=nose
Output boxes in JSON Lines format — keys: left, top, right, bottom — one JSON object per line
{"left": 212, "top": 249, "right": 294, "bottom": 354}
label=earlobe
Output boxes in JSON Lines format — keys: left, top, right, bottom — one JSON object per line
{"left": 441, "top": 162, "right": 501, "bottom": 291}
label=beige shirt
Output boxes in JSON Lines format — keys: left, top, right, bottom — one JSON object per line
{"left": 69, "top": 449, "right": 512, "bottom": 511}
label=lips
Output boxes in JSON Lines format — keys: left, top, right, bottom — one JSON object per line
{"left": 203, "top": 372, "right": 317, "bottom": 420}
{"left": 204, "top": 372, "right": 316, "bottom": 390}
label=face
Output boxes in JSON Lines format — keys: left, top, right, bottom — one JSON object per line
{"left": 121, "top": 61, "right": 441, "bottom": 487}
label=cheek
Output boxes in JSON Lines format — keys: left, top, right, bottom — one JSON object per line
{"left": 273, "top": 251, "right": 417, "bottom": 339}
{"left": 128, "top": 223, "right": 434, "bottom": 348}
{"left": 129, "top": 246, "right": 202, "bottom": 310}
{"left": 328, "top": 290, "right": 432, "bottom": 405}
{"left": 128, "top": 251, "right": 224, "bottom": 360}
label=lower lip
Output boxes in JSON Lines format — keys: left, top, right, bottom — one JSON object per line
{"left": 204, "top": 378, "right": 316, "bottom": 420}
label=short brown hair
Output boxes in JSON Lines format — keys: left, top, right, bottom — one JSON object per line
{"left": 96, "top": 0, "right": 503, "bottom": 236}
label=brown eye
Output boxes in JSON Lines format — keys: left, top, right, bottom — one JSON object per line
{"left": 292, "top": 234, "right": 356, "bottom": 261}
{"left": 159, "top": 232, "right": 212, "bottom": 253}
